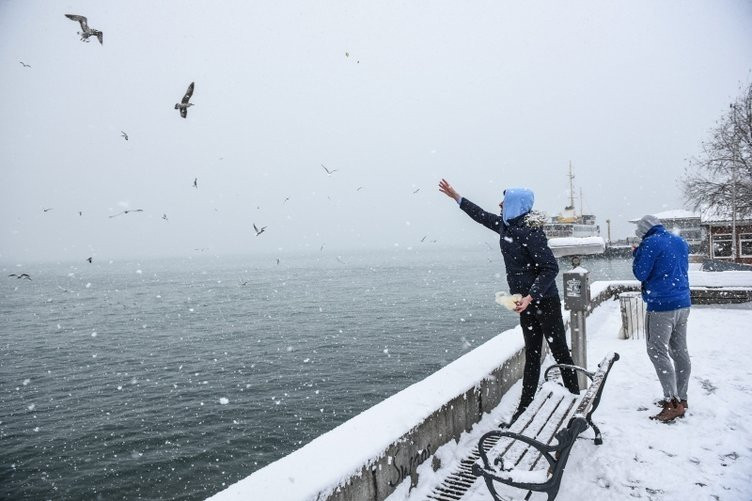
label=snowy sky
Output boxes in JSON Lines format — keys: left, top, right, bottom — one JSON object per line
{"left": 2, "top": 0, "right": 751, "bottom": 262}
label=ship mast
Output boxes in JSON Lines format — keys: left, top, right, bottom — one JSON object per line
{"left": 565, "top": 161, "right": 575, "bottom": 211}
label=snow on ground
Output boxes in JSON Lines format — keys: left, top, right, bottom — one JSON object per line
{"left": 390, "top": 300, "right": 752, "bottom": 501}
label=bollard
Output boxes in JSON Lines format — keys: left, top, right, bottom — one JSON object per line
{"left": 563, "top": 262, "right": 590, "bottom": 390}
{"left": 618, "top": 291, "right": 646, "bottom": 339}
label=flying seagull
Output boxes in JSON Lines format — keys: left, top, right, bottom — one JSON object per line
{"left": 121, "top": 131, "right": 128, "bottom": 140}
{"left": 321, "top": 164, "right": 338, "bottom": 175}
{"left": 253, "top": 223, "right": 267, "bottom": 236}
{"left": 64, "top": 14, "right": 103, "bottom": 44}
{"left": 86, "top": 257, "right": 93, "bottom": 263}
{"left": 19, "top": 61, "right": 31, "bottom": 68}
{"left": 43, "top": 208, "right": 53, "bottom": 212}
{"left": 109, "top": 209, "right": 144, "bottom": 218}
{"left": 175, "top": 82, "right": 195, "bottom": 118}
{"left": 412, "top": 188, "right": 420, "bottom": 194}
{"left": 162, "top": 214, "right": 168, "bottom": 221}
{"left": 9, "top": 273, "right": 31, "bottom": 280}
{"left": 193, "top": 177, "right": 198, "bottom": 189}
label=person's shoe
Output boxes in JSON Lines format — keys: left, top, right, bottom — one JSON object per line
{"left": 499, "top": 406, "right": 527, "bottom": 428}
{"left": 650, "top": 398, "right": 685, "bottom": 423}
{"left": 654, "top": 398, "right": 688, "bottom": 409}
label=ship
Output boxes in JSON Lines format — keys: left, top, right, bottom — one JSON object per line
{"left": 542, "top": 162, "right": 605, "bottom": 258}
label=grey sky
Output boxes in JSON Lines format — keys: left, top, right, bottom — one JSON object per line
{"left": 2, "top": 0, "right": 751, "bottom": 262}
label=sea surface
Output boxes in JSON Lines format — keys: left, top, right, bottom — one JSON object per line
{"left": 0, "top": 247, "right": 633, "bottom": 500}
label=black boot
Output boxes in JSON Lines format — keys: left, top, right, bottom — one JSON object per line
{"left": 499, "top": 406, "right": 527, "bottom": 428}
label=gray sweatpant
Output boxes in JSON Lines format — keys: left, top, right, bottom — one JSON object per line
{"left": 645, "top": 307, "right": 691, "bottom": 401}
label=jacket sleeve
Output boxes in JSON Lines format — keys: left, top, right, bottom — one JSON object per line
{"left": 525, "top": 228, "right": 559, "bottom": 300}
{"left": 632, "top": 239, "right": 657, "bottom": 282}
{"left": 459, "top": 198, "right": 502, "bottom": 234}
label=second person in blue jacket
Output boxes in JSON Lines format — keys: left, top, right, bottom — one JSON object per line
{"left": 439, "top": 179, "right": 580, "bottom": 424}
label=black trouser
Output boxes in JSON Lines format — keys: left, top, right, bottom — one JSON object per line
{"left": 518, "top": 296, "right": 580, "bottom": 411}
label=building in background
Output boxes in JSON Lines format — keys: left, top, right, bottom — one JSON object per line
{"left": 628, "top": 209, "right": 705, "bottom": 254}
{"left": 701, "top": 209, "right": 752, "bottom": 265}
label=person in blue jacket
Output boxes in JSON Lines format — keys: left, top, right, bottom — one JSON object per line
{"left": 439, "top": 179, "right": 580, "bottom": 424}
{"left": 632, "top": 214, "right": 691, "bottom": 423}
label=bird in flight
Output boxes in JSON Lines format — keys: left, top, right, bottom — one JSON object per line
{"left": 356, "top": 186, "right": 364, "bottom": 191}
{"left": 412, "top": 188, "right": 421, "bottom": 194}
{"left": 276, "top": 258, "right": 280, "bottom": 265}
{"left": 175, "top": 82, "right": 195, "bottom": 118}
{"left": 109, "top": 209, "right": 143, "bottom": 218}
{"left": 19, "top": 61, "right": 31, "bottom": 68}
{"left": 78, "top": 211, "right": 83, "bottom": 216}
{"left": 283, "top": 197, "right": 290, "bottom": 204}
{"left": 43, "top": 208, "right": 53, "bottom": 213}
{"left": 253, "top": 223, "right": 267, "bottom": 236}
{"left": 162, "top": 214, "right": 168, "bottom": 221}
{"left": 193, "top": 177, "right": 198, "bottom": 189}
{"left": 321, "top": 164, "right": 338, "bottom": 175}
{"left": 9, "top": 273, "right": 31, "bottom": 280}
{"left": 64, "top": 14, "right": 103, "bottom": 44}
{"left": 421, "top": 235, "right": 427, "bottom": 242}
{"left": 86, "top": 257, "right": 93, "bottom": 263}
{"left": 121, "top": 131, "right": 128, "bottom": 141}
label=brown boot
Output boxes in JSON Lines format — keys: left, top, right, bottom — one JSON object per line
{"left": 655, "top": 398, "right": 688, "bottom": 409}
{"left": 651, "top": 398, "right": 685, "bottom": 423}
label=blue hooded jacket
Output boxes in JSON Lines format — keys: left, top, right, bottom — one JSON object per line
{"left": 459, "top": 188, "right": 559, "bottom": 300}
{"left": 632, "top": 225, "right": 691, "bottom": 311}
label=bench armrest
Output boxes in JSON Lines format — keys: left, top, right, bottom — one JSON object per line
{"left": 543, "top": 363, "right": 595, "bottom": 383}
{"left": 477, "top": 429, "right": 564, "bottom": 471}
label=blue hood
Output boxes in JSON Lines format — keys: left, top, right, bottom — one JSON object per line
{"left": 502, "top": 188, "right": 535, "bottom": 224}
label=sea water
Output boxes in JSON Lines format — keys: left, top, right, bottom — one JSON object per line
{"left": 0, "top": 247, "right": 633, "bottom": 499}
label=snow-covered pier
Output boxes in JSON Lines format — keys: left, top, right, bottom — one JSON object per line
{"left": 209, "top": 271, "right": 752, "bottom": 501}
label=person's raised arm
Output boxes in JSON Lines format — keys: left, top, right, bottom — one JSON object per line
{"left": 438, "top": 178, "right": 502, "bottom": 233}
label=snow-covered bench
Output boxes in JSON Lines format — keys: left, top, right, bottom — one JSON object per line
{"left": 472, "top": 353, "right": 620, "bottom": 501}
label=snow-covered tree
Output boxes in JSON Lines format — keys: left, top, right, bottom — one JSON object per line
{"left": 683, "top": 81, "right": 752, "bottom": 218}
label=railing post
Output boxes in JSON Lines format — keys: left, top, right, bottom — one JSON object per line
{"left": 562, "top": 259, "right": 590, "bottom": 390}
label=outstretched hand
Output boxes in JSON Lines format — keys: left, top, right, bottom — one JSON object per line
{"left": 439, "top": 178, "right": 461, "bottom": 203}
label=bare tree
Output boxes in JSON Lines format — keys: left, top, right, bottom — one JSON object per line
{"left": 683, "top": 81, "right": 752, "bottom": 219}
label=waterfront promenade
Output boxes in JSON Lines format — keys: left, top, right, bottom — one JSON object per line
{"left": 391, "top": 299, "right": 752, "bottom": 501}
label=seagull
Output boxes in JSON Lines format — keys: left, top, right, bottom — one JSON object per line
{"left": 121, "top": 131, "right": 128, "bottom": 141}
{"left": 175, "top": 82, "right": 195, "bottom": 118}
{"left": 253, "top": 223, "right": 267, "bottom": 236}
{"left": 283, "top": 197, "right": 290, "bottom": 204}
{"left": 19, "top": 61, "right": 31, "bottom": 68}
{"left": 8, "top": 273, "right": 31, "bottom": 280}
{"left": 321, "top": 164, "right": 338, "bottom": 175}
{"left": 109, "top": 209, "right": 143, "bottom": 218}
{"left": 64, "top": 14, "right": 103, "bottom": 44}
{"left": 356, "top": 186, "right": 364, "bottom": 191}
{"left": 276, "top": 258, "right": 280, "bottom": 265}
{"left": 193, "top": 177, "right": 198, "bottom": 189}
{"left": 78, "top": 211, "right": 83, "bottom": 216}
{"left": 412, "top": 188, "right": 420, "bottom": 194}
{"left": 239, "top": 281, "right": 249, "bottom": 286}
{"left": 421, "top": 235, "right": 427, "bottom": 242}
{"left": 162, "top": 214, "right": 168, "bottom": 221}
{"left": 43, "top": 208, "right": 53, "bottom": 213}
{"left": 86, "top": 257, "right": 93, "bottom": 263}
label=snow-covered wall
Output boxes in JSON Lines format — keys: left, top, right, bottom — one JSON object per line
{"left": 208, "top": 327, "right": 528, "bottom": 501}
